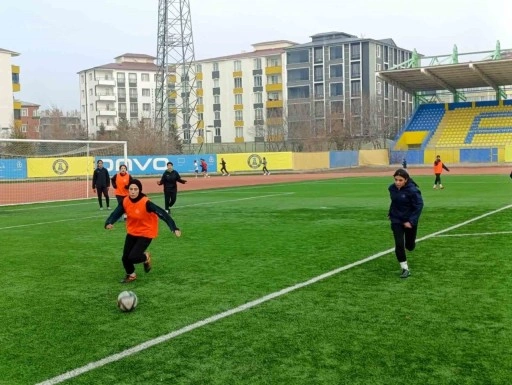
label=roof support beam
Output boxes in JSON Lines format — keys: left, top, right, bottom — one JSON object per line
{"left": 469, "top": 63, "right": 499, "bottom": 91}
{"left": 376, "top": 72, "right": 415, "bottom": 95}
{"left": 420, "top": 68, "right": 456, "bottom": 93}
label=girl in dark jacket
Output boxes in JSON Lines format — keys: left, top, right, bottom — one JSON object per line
{"left": 92, "top": 160, "right": 111, "bottom": 210}
{"left": 157, "top": 162, "right": 187, "bottom": 214}
{"left": 388, "top": 168, "right": 424, "bottom": 278}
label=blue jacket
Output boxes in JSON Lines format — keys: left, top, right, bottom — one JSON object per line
{"left": 388, "top": 181, "right": 424, "bottom": 226}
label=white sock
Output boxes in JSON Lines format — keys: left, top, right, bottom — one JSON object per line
{"left": 400, "top": 261, "right": 409, "bottom": 270}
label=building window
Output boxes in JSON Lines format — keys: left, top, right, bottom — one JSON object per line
{"left": 89, "top": 89, "right": 93, "bottom": 96}
{"left": 143, "top": 103, "right": 150, "bottom": 112}
{"left": 330, "top": 83, "right": 343, "bottom": 97}
{"left": 81, "top": 74, "right": 85, "bottom": 83}
{"left": 196, "top": 64, "right": 202, "bottom": 72}
{"left": 351, "top": 62, "right": 361, "bottom": 78}
{"left": 234, "top": 77, "right": 243, "bottom": 88}
{"left": 214, "top": 95, "right": 220, "bottom": 104}
{"left": 268, "top": 92, "right": 280, "bottom": 101}
{"left": 118, "top": 88, "right": 126, "bottom": 99}
{"left": 213, "top": 78, "right": 220, "bottom": 88}
{"left": 117, "top": 72, "right": 125, "bottom": 83}
{"left": 21, "top": 108, "right": 28, "bottom": 117}
{"left": 214, "top": 111, "right": 221, "bottom": 120}
{"left": 21, "top": 124, "right": 27, "bottom": 132}
{"left": 197, "top": 80, "right": 203, "bottom": 89}
{"left": 287, "top": 50, "right": 309, "bottom": 64}
{"left": 314, "top": 83, "right": 324, "bottom": 98}
{"left": 267, "top": 56, "right": 280, "bottom": 67}
{"left": 129, "top": 88, "right": 137, "bottom": 98}
{"left": 141, "top": 73, "right": 150, "bottom": 81}
{"left": 197, "top": 97, "right": 203, "bottom": 105}
{"left": 255, "top": 108, "right": 263, "bottom": 120}
{"left": 254, "top": 58, "right": 262, "bottom": 70}
{"left": 288, "top": 86, "right": 310, "bottom": 99}
{"left": 82, "top": 105, "right": 86, "bottom": 113}
{"left": 89, "top": 103, "right": 93, "bottom": 111}
{"left": 314, "top": 66, "right": 323, "bottom": 82}
{"left": 235, "top": 110, "right": 243, "bottom": 121}
{"left": 377, "top": 63, "right": 381, "bottom": 71}
{"left": 234, "top": 60, "right": 242, "bottom": 71}
{"left": 90, "top": 118, "right": 94, "bottom": 126}
{"left": 330, "top": 64, "right": 343, "bottom": 79}
{"left": 128, "top": 73, "right": 137, "bottom": 84}
{"left": 376, "top": 45, "right": 381, "bottom": 58}
{"left": 254, "top": 92, "right": 262, "bottom": 104}
{"left": 351, "top": 99, "right": 361, "bottom": 116}
{"left": 330, "top": 46, "right": 343, "bottom": 60}
{"left": 314, "top": 47, "right": 323, "bottom": 63}
{"left": 235, "top": 127, "right": 243, "bottom": 137}
{"left": 142, "top": 88, "right": 150, "bottom": 97}
{"left": 351, "top": 44, "right": 361, "bottom": 60}
{"left": 254, "top": 75, "right": 262, "bottom": 87}
{"left": 377, "top": 81, "right": 382, "bottom": 95}
{"left": 88, "top": 73, "right": 93, "bottom": 80}
{"left": 215, "top": 127, "right": 221, "bottom": 136}
{"left": 213, "top": 62, "right": 219, "bottom": 71}
{"left": 268, "top": 75, "right": 280, "bottom": 84}
{"left": 130, "top": 103, "right": 138, "bottom": 112}
{"left": 331, "top": 100, "right": 343, "bottom": 114}
{"left": 235, "top": 94, "right": 243, "bottom": 104}
{"left": 351, "top": 80, "right": 361, "bottom": 97}
{"left": 197, "top": 113, "right": 203, "bottom": 121}
{"left": 314, "top": 101, "right": 324, "bottom": 118}
{"left": 287, "top": 68, "right": 309, "bottom": 82}
{"left": 119, "top": 103, "right": 127, "bottom": 113}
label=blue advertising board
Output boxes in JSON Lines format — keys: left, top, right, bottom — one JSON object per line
{"left": 0, "top": 159, "right": 27, "bottom": 179}
{"left": 97, "top": 154, "right": 218, "bottom": 175}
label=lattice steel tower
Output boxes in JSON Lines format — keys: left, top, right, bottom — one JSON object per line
{"left": 155, "top": 0, "right": 198, "bottom": 150}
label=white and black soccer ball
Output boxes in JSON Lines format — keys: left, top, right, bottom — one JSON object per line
{"left": 117, "top": 291, "right": 138, "bottom": 312}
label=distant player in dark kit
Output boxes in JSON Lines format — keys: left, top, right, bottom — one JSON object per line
{"left": 402, "top": 158, "right": 407, "bottom": 169}
{"left": 433, "top": 155, "right": 450, "bottom": 189}
{"left": 200, "top": 158, "right": 209, "bottom": 178}
{"left": 388, "top": 168, "right": 424, "bottom": 279}
{"left": 92, "top": 159, "right": 111, "bottom": 210}
{"left": 262, "top": 157, "right": 270, "bottom": 175}
{"left": 104, "top": 179, "right": 182, "bottom": 283}
{"left": 157, "top": 161, "right": 187, "bottom": 214}
{"left": 219, "top": 158, "right": 230, "bottom": 176}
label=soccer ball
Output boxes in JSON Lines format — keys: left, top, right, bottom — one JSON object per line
{"left": 117, "top": 291, "right": 138, "bottom": 312}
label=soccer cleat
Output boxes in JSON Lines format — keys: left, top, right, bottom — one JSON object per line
{"left": 400, "top": 269, "right": 410, "bottom": 278}
{"left": 100, "top": 207, "right": 104, "bottom": 210}
{"left": 143, "top": 252, "right": 152, "bottom": 273}
{"left": 121, "top": 274, "right": 136, "bottom": 283}
{"left": 107, "top": 207, "right": 111, "bottom": 210}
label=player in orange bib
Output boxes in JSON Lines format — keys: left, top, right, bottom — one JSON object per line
{"left": 433, "top": 155, "right": 450, "bottom": 189}
{"left": 111, "top": 164, "right": 133, "bottom": 220}
{"left": 104, "top": 179, "right": 182, "bottom": 283}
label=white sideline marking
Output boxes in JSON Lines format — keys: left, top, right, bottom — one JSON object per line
{"left": 34, "top": 203, "right": 512, "bottom": 385}
{"left": 436, "top": 230, "right": 512, "bottom": 237}
{"left": 0, "top": 192, "right": 293, "bottom": 231}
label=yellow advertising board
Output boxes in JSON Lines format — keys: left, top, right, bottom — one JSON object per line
{"left": 292, "top": 152, "right": 329, "bottom": 170}
{"left": 27, "top": 157, "right": 95, "bottom": 178}
{"left": 358, "top": 149, "right": 389, "bottom": 166}
{"left": 218, "top": 152, "right": 293, "bottom": 172}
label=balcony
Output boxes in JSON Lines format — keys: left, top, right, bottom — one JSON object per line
{"left": 234, "top": 104, "right": 243, "bottom": 111}
{"left": 12, "top": 83, "right": 20, "bottom": 92}
{"left": 196, "top": 104, "right": 204, "bottom": 113}
{"left": 97, "top": 94, "right": 116, "bottom": 101}
{"left": 233, "top": 71, "right": 243, "bottom": 77}
{"left": 267, "top": 117, "right": 284, "bottom": 126}
{"left": 196, "top": 73, "right": 203, "bottom": 81}
{"left": 265, "top": 66, "right": 282, "bottom": 75}
{"left": 13, "top": 101, "right": 21, "bottom": 110}
{"left": 265, "top": 83, "right": 283, "bottom": 92}
{"left": 97, "top": 109, "right": 117, "bottom": 116}
{"left": 233, "top": 87, "right": 243, "bottom": 94}
{"left": 266, "top": 100, "right": 283, "bottom": 108}
{"left": 234, "top": 120, "right": 244, "bottom": 127}
{"left": 97, "top": 78, "right": 115, "bottom": 86}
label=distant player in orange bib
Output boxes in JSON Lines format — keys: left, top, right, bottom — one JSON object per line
{"left": 433, "top": 155, "right": 450, "bottom": 189}
{"left": 104, "top": 179, "right": 181, "bottom": 283}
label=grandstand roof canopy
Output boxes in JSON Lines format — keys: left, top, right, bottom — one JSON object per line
{"left": 377, "top": 59, "right": 512, "bottom": 94}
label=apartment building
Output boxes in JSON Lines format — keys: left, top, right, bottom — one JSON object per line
{"left": 0, "top": 48, "right": 21, "bottom": 137}
{"left": 78, "top": 53, "right": 158, "bottom": 136}
{"left": 20, "top": 102, "right": 40, "bottom": 139}
{"left": 285, "top": 32, "right": 414, "bottom": 138}
{"left": 191, "top": 40, "right": 296, "bottom": 144}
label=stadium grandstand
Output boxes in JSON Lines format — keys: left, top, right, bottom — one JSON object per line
{"left": 378, "top": 43, "right": 512, "bottom": 165}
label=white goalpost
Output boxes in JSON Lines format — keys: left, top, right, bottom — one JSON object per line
{"left": 0, "top": 139, "right": 127, "bottom": 206}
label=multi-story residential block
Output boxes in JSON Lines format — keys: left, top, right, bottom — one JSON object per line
{"left": 285, "top": 32, "right": 414, "bottom": 139}
{"left": 78, "top": 53, "right": 158, "bottom": 136}
{"left": 20, "top": 102, "right": 40, "bottom": 139}
{"left": 0, "top": 48, "right": 21, "bottom": 137}
{"left": 39, "top": 109, "right": 81, "bottom": 139}
{"left": 190, "top": 40, "right": 296, "bottom": 144}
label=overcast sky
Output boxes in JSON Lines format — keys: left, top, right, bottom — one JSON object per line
{"left": 2, "top": 0, "right": 510, "bottom": 111}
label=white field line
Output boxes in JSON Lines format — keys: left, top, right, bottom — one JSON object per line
{"left": 0, "top": 192, "right": 294, "bottom": 231}
{"left": 436, "top": 230, "right": 512, "bottom": 237}
{"left": 34, "top": 203, "right": 512, "bottom": 385}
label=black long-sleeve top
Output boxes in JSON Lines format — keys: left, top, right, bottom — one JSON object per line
{"left": 158, "top": 170, "right": 186, "bottom": 192}
{"left": 92, "top": 168, "right": 110, "bottom": 189}
{"left": 388, "top": 181, "right": 424, "bottom": 226}
{"left": 104, "top": 194, "right": 179, "bottom": 232}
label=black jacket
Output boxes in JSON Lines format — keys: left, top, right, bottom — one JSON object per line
{"left": 388, "top": 181, "right": 424, "bottom": 226}
{"left": 92, "top": 167, "right": 110, "bottom": 189}
{"left": 158, "top": 170, "right": 186, "bottom": 192}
